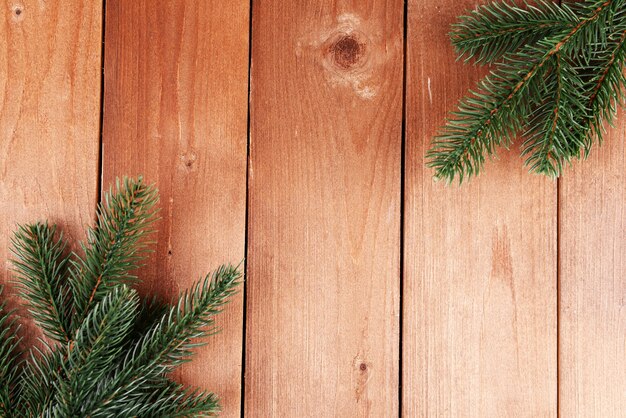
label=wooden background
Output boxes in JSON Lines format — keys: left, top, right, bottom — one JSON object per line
{"left": 1, "top": 0, "right": 624, "bottom": 416}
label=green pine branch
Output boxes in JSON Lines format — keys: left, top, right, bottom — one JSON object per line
{"left": 83, "top": 265, "right": 241, "bottom": 415}
{"left": 521, "top": 52, "right": 589, "bottom": 175}
{"left": 0, "top": 287, "right": 21, "bottom": 416}
{"left": 18, "top": 348, "right": 66, "bottom": 416}
{"left": 580, "top": 17, "right": 626, "bottom": 147}
{"left": 70, "top": 176, "right": 158, "bottom": 330}
{"left": 53, "top": 286, "right": 139, "bottom": 416}
{"left": 134, "top": 380, "right": 221, "bottom": 417}
{"left": 429, "top": 0, "right": 626, "bottom": 183}
{"left": 427, "top": 44, "right": 551, "bottom": 182}
{"left": 97, "top": 377, "right": 221, "bottom": 418}
{"left": 3, "top": 176, "right": 241, "bottom": 417}
{"left": 11, "top": 223, "right": 73, "bottom": 343}
{"left": 451, "top": 0, "right": 578, "bottom": 64}
{"left": 132, "top": 265, "right": 241, "bottom": 372}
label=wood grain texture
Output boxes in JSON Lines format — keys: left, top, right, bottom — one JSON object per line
{"left": 0, "top": 0, "right": 101, "bottom": 333}
{"left": 559, "top": 112, "right": 626, "bottom": 417}
{"left": 101, "top": 1, "right": 249, "bottom": 416}
{"left": 403, "top": 1, "right": 557, "bottom": 416}
{"left": 245, "top": 1, "right": 403, "bottom": 416}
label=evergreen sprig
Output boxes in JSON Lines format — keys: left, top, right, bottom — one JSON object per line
{"left": 78, "top": 266, "right": 241, "bottom": 416}
{"left": 70, "top": 177, "right": 159, "bottom": 329}
{"left": 0, "top": 287, "right": 21, "bottom": 416}
{"left": 428, "top": 0, "right": 626, "bottom": 183}
{"left": 0, "top": 177, "right": 241, "bottom": 417}
{"left": 11, "top": 223, "right": 73, "bottom": 342}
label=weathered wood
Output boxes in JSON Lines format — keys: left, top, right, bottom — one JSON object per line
{"left": 101, "top": 1, "right": 249, "bottom": 415}
{"left": 245, "top": 1, "right": 403, "bottom": 415}
{"left": 559, "top": 111, "right": 626, "bottom": 417}
{"left": 403, "top": 1, "right": 557, "bottom": 416}
{"left": 0, "top": 0, "right": 101, "bottom": 341}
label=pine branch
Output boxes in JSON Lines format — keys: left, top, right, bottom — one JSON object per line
{"left": 134, "top": 265, "right": 241, "bottom": 371}
{"left": 521, "top": 52, "right": 589, "bottom": 175}
{"left": 2, "top": 177, "right": 241, "bottom": 416}
{"left": 0, "top": 287, "right": 21, "bottom": 417}
{"left": 430, "top": 0, "right": 626, "bottom": 182}
{"left": 135, "top": 380, "right": 220, "bottom": 418}
{"left": 11, "top": 223, "right": 73, "bottom": 343}
{"left": 74, "top": 264, "right": 241, "bottom": 415}
{"left": 53, "top": 286, "right": 139, "bottom": 416}
{"left": 101, "top": 378, "right": 220, "bottom": 418}
{"left": 17, "top": 348, "right": 65, "bottom": 417}
{"left": 70, "top": 176, "right": 158, "bottom": 330}
{"left": 579, "top": 11, "right": 626, "bottom": 149}
{"left": 427, "top": 45, "right": 550, "bottom": 182}
{"left": 451, "top": 0, "right": 578, "bottom": 64}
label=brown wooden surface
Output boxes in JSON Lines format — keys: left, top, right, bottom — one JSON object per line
{"left": 245, "top": 1, "right": 403, "bottom": 416}
{"left": 559, "top": 111, "right": 626, "bottom": 417}
{"left": 2, "top": 0, "right": 626, "bottom": 416}
{"left": 0, "top": 0, "right": 101, "bottom": 337}
{"left": 403, "top": 0, "right": 558, "bottom": 416}
{"left": 101, "top": 0, "right": 249, "bottom": 415}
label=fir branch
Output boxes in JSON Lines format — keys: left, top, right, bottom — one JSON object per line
{"left": 451, "top": 0, "right": 578, "bottom": 64}
{"left": 427, "top": 46, "right": 550, "bottom": 182}
{"left": 429, "top": 0, "right": 625, "bottom": 182}
{"left": 102, "top": 378, "right": 220, "bottom": 417}
{"left": 133, "top": 265, "right": 241, "bottom": 371}
{"left": 136, "top": 380, "right": 220, "bottom": 418}
{"left": 74, "top": 264, "right": 241, "bottom": 415}
{"left": 579, "top": 13, "right": 626, "bottom": 150}
{"left": 11, "top": 223, "right": 73, "bottom": 343}
{"left": 0, "top": 287, "right": 21, "bottom": 417}
{"left": 16, "top": 347, "right": 65, "bottom": 417}
{"left": 2, "top": 177, "right": 241, "bottom": 416}
{"left": 521, "top": 53, "right": 589, "bottom": 175}
{"left": 53, "top": 286, "right": 139, "bottom": 416}
{"left": 70, "top": 176, "right": 158, "bottom": 330}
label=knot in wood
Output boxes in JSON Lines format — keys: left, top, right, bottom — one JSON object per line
{"left": 179, "top": 149, "right": 198, "bottom": 170}
{"left": 12, "top": 3, "right": 24, "bottom": 21}
{"left": 328, "top": 34, "right": 365, "bottom": 70}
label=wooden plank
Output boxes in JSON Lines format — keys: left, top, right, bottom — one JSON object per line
{"left": 559, "top": 111, "right": 626, "bottom": 416}
{"left": 245, "top": 1, "right": 403, "bottom": 416}
{"left": 0, "top": 0, "right": 101, "bottom": 340}
{"left": 101, "top": 1, "right": 249, "bottom": 416}
{"left": 403, "top": 1, "right": 557, "bottom": 416}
